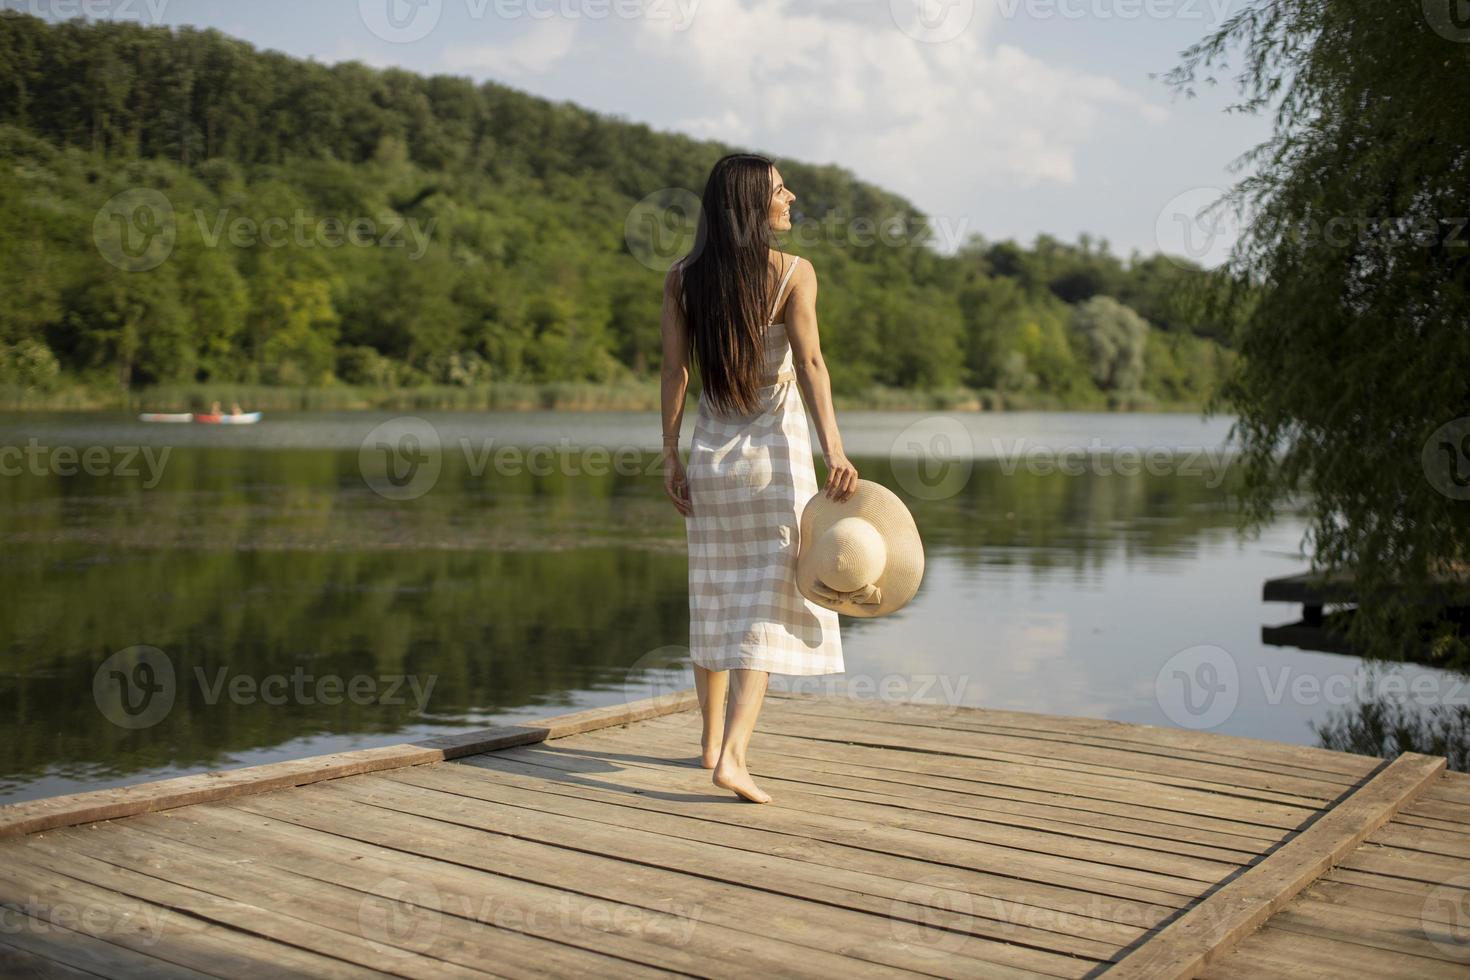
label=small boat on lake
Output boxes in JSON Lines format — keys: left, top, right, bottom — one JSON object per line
{"left": 138, "top": 411, "right": 263, "bottom": 424}
{"left": 192, "top": 411, "right": 262, "bottom": 425}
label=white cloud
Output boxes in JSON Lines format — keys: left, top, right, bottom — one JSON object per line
{"left": 628, "top": 0, "right": 1168, "bottom": 230}
{"left": 444, "top": 18, "right": 579, "bottom": 76}
{"left": 675, "top": 109, "right": 753, "bottom": 142}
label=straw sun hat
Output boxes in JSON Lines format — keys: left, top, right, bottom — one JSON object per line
{"left": 796, "top": 479, "right": 924, "bottom": 618}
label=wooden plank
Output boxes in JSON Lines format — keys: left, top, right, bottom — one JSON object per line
{"left": 1261, "top": 569, "right": 1360, "bottom": 605}
{"left": 7, "top": 839, "right": 461, "bottom": 978}
{"left": 188, "top": 804, "right": 947, "bottom": 980}
{"left": 1340, "top": 842, "right": 1470, "bottom": 884}
{"left": 1325, "top": 865, "right": 1470, "bottom": 902}
{"left": 41, "top": 818, "right": 696, "bottom": 979}
{"left": 1267, "top": 895, "right": 1470, "bottom": 964}
{"left": 0, "top": 850, "right": 392, "bottom": 978}
{"left": 507, "top": 730, "right": 1247, "bottom": 879}
{"left": 0, "top": 744, "right": 440, "bottom": 839}
{"left": 750, "top": 710, "right": 1338, "bottom": 807}
{"left": 764, "top": 697, "right": 1367, "bottom": 786}
{"left": 624, "top": 718, "right": 1292, "bottom": 842}
{"left": 611, "top": 718, "right": 1272, "bottom": 857}
{"left": 26, "top": 825, "right": 546, "bottom": 980}
{"left": 329, "top": 773, "right": 1102, "bottom": 976}
{"left": 627, "top": 713, "right": 1317, "bottom": 830}
{"left": 0, "top": 690, "right": 697, "bottom": 838}
{"left": 135, "top": 805, "right": 899, "bottom": 980}
{"left": 1199, "top": 926, "right": 1456, "bottom": 980}
{"left": 230, "top": 786, "right": 1058, "bottom": 979}
{"left": 1260, "top": 566, "right": 1470, "bottom": 608}
{"left": 415, "top": 689, "right": 698, "bottom": 757}
{"left": 1421, "top": 781, "right": 1470, "bottom": 807}
{"left": 412, "top": 758, "right": 1149, "bottom": 951}
{"left": 763, "top": 690, "right": 1378, "bottom": 778}
{"left": 0, "top": 911, "right": 210, "bottom": 980}
{"left": 443, "top": 749, "right": 1206, "bottom": 904}
{"left": 1304, "top": 877, "right": 1468, "bottom": 927}
{"left": 1101, "top": 752, "right": 1446, "bottom": 979}
{"left": 1369, "top": 819, "right": 1470, "bottom": 860}
{"left": 1403, "top": 800, "right": 1470, "bottom": 825}
{"left": 0, "top": 941, "right": 104, "bottom": 980}
{"left": 636, "top": 712, "right": 1315, "bottom": 829}
{"left": 447, "top": 748, "right": 1180, "bottom": 928}
{"left": 1393, "top": 811, "right": 1470, "bottom": 834}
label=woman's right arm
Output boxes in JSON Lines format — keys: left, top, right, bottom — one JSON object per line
{"left": 785, "top": 259, "right": 858, "bottom": 502}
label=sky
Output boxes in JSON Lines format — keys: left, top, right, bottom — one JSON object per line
{"left": 18, "top": 0, "right": 1272, "bottom": 265}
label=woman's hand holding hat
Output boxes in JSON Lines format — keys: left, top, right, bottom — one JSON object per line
{"left": 822, "top": 449, "right": 858, "bottom": 501}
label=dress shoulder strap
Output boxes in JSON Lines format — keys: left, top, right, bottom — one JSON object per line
{"left": 768, "top": 255, "right": 800, "bottom": 324}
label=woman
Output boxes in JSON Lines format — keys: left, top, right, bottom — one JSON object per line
{"left": 659, "top": 153, "right": 858, "bottom": 804}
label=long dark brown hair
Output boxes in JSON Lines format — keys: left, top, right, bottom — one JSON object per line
{"left": 678, "top": 153, "right": 784, "bottom": 417}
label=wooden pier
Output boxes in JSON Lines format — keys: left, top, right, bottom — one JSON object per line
{"left": 1261, "top": 567, "right": 1470, "bottom": 656}
{"left": 2, "top": 690, "right": 1468, "bottom": 978}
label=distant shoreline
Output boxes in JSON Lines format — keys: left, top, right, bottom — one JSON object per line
{"left": 1, "top": 381, "right": 1209, "bottom": 414}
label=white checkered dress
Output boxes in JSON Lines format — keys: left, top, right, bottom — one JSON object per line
{"left": 683, "top": 255, "right": 844, "bottom": 675}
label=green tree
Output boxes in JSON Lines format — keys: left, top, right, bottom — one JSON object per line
{"left": 1167, "top": 0, "right": 1470, "bottom": 662}
{"left": 1072, "top": 296, "right": 1149, "bottom": 393}
{"left": 65, "top": 260, "right": 188, "bottom": 386}
{"left": 0, "top": 338, "right": 61, "bottom": 390}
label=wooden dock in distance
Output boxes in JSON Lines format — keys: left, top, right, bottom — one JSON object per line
{"left": 1, "top": 690, "right": 1468, "bottom": 978}
{"left": 1261, "top": 566, "right": 1470, "bottom": 656}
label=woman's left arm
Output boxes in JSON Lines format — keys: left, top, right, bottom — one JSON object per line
{"left": 659, "top": 262, "right": 694, "bottom": 517}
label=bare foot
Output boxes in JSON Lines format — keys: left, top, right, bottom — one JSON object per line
{"left": 699, "top": 741, "right": 721, "bottom": 769}
{"left": 712, "top": 761, "right": 772, "bottom": 803}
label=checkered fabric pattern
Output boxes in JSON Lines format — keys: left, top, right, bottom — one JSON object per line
{"left": 683, "top": 255, "right": 844, "bottom": 675}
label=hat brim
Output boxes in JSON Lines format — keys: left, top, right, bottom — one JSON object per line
{"left": 796, "top": 479, "right": 924, "bottom": 618}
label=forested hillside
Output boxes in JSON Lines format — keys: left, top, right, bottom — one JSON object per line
{"left": 0, "top": 11, "right": 1235, "bottom": 410}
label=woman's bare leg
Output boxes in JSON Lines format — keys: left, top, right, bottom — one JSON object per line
{"left": 712, "top": 668, "right": 772, "bottom": 803}
{"left": 693, "top": 665, "right": 727, "bottom": 769}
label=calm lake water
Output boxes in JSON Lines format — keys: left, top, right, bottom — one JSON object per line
{"left": 0, "top": 409, "right": 1456, "bottom": 804}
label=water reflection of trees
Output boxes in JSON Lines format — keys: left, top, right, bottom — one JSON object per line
{"left": 0, "top": 545, "right": 691, "bottom": 789}
{"left": 857, "top": 456, "right": 1248, "bottom": 576}
{"left": 1311, "top": 674, "right": 1470, "bottom": 772}
{"left": 2, "top": 446, "right": 1264, "bottom": 793}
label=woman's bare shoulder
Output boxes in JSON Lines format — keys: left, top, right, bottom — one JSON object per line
{"left": 768, "top": 249, "right": 815, "bottom": 278}
{"left": 791, "top": 254, "right": 817, "bottom": 288}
